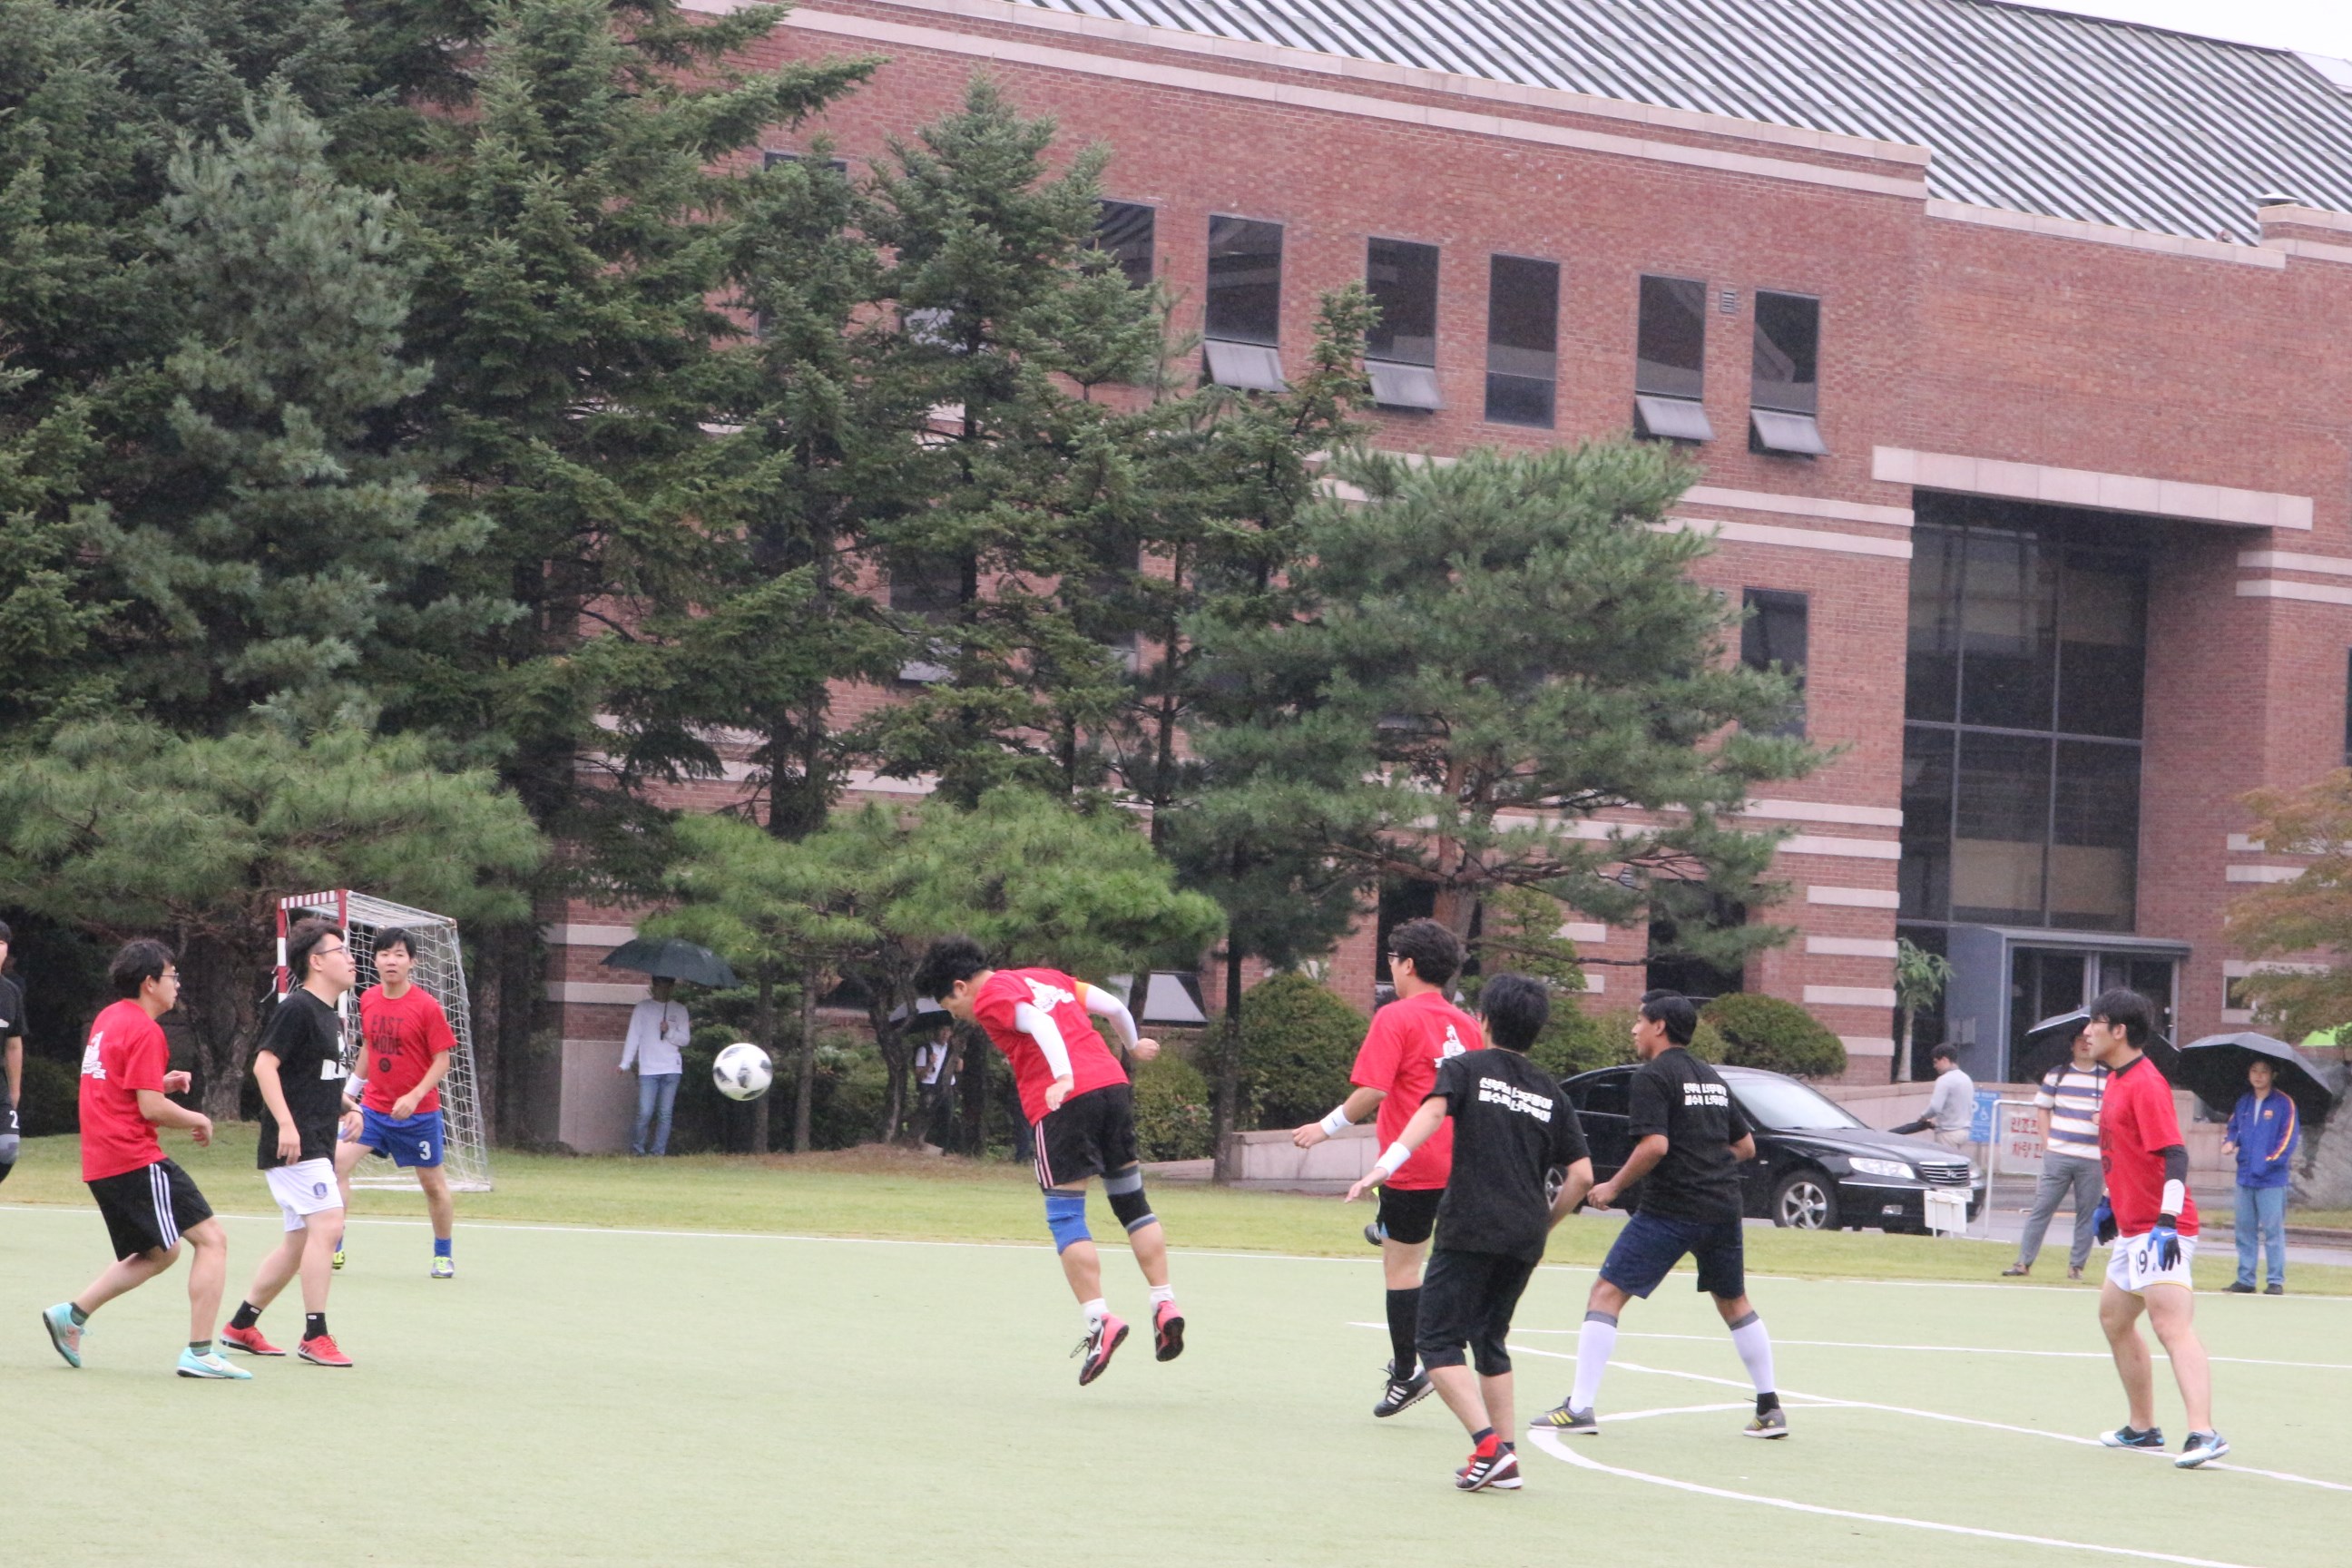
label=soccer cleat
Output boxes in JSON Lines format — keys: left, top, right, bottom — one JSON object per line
{"left": 2100, "top": 1424, "right": 2165, "bottom": 1450}
{"left": 41, "top": 1303, "right": 83, "bottom": 1368}
{"left": 1373, "top": 1361, "right": 1432, "bottom": 1417}
{"left": 299, "top": 1333, "right": 354, "bottom": 1368}
{"left": 432, "top": 1255, "right": 456, "bottom": 1280}
{"left": 1074, "top": 1315, "right": 1127, "bottom": 1386}
{"left": 331, "top": 1244, "right": 346, "bottom": 1271}
{"left": 220, "top": 1322, "right": 285, "bottom": 1357}
{"left": 1152, "top": 1300, "right": 1184, "bottom": 1362}
{"left": 1455, "top": 1445, "right": 1522, "bottom": 1492}
{"left": 2175, "top": 1431, "right": 2230, "bottom": 1469}
{"left": 1744, "top": 1406, "right": 1790, "bottom": 1438}
{"left": 1534, "top": 1400, "right": 1597, "bottom": 1434}
{"left": 176, "top": 1348, "right": 251, "bottom": 1380}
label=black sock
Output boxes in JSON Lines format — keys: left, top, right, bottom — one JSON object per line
{"left": 69, "top": 1304, "right": 90, "bottom": 1327}
{"left": 1386, "top": 1287, "right": 1421, "bottom": 1379}
{"left": 1757, "top": 1391, "right": 1781, "bottom": 1416}
{"left": 304, "top": 1313, "right": 328, "bottom": 1340}
{"left": 229, "top": 1301, "right": 260, "bottom": 1331}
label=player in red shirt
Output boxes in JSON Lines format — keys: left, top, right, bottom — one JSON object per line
{"left": 41, "top": 940, "right": 250, "bottom": 1380}
{"left": 916, "top": 936, "right": 1182, "bottom": 1386}
{"left": 2084, "top": 986, "right": 2226, "bottom": 1469}
{"left": 1293, "top": 918, "right": 1481, "bottom": 1418}
{"left": 332, "top": 927, "right": 462, "bottom": 1277}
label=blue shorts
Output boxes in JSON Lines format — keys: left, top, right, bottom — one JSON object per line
{"left": 354, "top": 1106, "right": 446, "bottom": 1169}
{"left": 1600, "top": 1210, "right": 1748, "bottom": 1300}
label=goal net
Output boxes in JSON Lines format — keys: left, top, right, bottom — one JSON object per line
{"left": 276, "top": 890, "right": 494, "bottom": 1193}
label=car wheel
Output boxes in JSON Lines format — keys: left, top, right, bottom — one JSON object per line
{"left": 1769, "top": 1169, "right": 1839, "bottom": 1230}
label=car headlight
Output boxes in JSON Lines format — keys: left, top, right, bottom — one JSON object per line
{"left": 1848, "top": 1157, "right": 1916, "bottom": 1180}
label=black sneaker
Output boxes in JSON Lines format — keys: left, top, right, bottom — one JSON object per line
{"left": 2226, "top": 1281, "right": 2256, "bottom": 1294}
{"left": 2176, "top": 1430, "right": 2230, "bottom": 1469}
{"left": 1373, "top": 1361, "right": 1432, "bottom": 1418}
{"left": 2264, "top": 1283, "right": 2285, "bottom": 1296}
{"left": 1073, "top": 1315, "right": 1129, "bottom": 1387}
{"left": 1456, "top": 1444, "right": 1522, "bottom": 1492}
{"left": 2100, "top": 1424, "right": 2164, "bottom": 1450}
{"left": 1534, "top": 1400, "right": 1598, "bottom": 1434}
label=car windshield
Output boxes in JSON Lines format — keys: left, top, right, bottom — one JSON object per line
{"left": 1729, "top": 1074, "right": 1867, "bottom": 1132}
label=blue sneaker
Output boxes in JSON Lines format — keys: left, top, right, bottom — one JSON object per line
{"left": 42, "top": 1303, "right": 83, "bottom": 1368}
{"left": 176, "top": 1347, "right": 251, "bottom": 1380}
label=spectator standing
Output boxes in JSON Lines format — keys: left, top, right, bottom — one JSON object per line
{"left": 1894, "top": 1044, "right": 1975, "bottom": 1152}
{"left": 2221, "top": 1060, "right": 2298, "bottom": 1295}
{"left": 915, "top": 1019, "right": 957, "bottom": 1150}
{"left": 0, "top": 920, "right": 18, "bottom": 1186}
{"left": 2004, "top": 1029, "right": 2107, "bottom": 1279}
{"left": 619, "top": 977, "right": 689, "bottom": 1157}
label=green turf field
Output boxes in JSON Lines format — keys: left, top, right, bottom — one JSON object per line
{"left": 5, "top": 1133, "right": 2349, "bottom": 1566}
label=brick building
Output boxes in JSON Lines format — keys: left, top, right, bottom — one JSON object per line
{"left": 537, "top": 0, "right": 2352, "bottom": 1145}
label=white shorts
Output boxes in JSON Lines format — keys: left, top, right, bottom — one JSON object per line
{"left": 2106, "top": 1229, "right": 2197, "bottom": 1295}
{"left": 264, "top": 1160, "right": 343, "bottom": 1230}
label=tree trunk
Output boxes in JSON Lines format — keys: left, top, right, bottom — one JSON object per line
{"left": 1894, "top": 1003, "right": 1916, "bottom": 1084}
{"left": 751, "top": 968, "right": 775, "bottom": 1155}
{"left": 960, "top": 1022, "right": 989, "bottom": 1155}
{"left": 181, "top": 931, "right": 263, "bottom": 1123}
{"left": 1211, "top": 946, "right": 1246, "bottom": 1182}
{"left": 793, "top": 962, "right": 818, "bottom": 1153}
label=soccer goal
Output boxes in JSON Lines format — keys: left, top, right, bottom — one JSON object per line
{"left": 276, "top": 890, "right": 495, "bottom": 1193}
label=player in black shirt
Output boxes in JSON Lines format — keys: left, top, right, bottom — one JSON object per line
{"left": 1534, "top": 990, "right": 1789, "bottom": 1439}
{"left": 220, "top": 918, "right": 359, "bottom": 1367}
{"left": 1, "top": 917, "right": 22, "bottom": 1185}
{"left": 1347, "top": 975, "right": 1594, "bottom": 1493}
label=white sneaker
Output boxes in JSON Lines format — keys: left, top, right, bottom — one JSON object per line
{"left": 176, "top": 1347, "right": 251, "bottom": 1380}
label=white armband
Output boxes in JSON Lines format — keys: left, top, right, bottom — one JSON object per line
{"left": 1319, "top": 1107, "right": 1351, "bottom": 1137}
{"left": 2160, "top": 1179, "right": 2185, "bottom": 1220}
{"left": 1370, "top": 1142, "right": 1411, "bottom": 1182}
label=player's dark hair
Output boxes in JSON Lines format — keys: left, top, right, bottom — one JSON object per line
{"left": 286, "top": 916, "right": 345, "bottom": 984}
{"left": 374, "top": 926, "right": 420, "bottom": 960}
{"left": 1931, "top": 1044, "right": 1957, "bottom": 1064}
{"left": 2089, "top": 987, "right": 2152, "bottom": 1048}
{"left": 1478, "top": 973, "right": 1549, "bottom": 1053}
{"left": 0, "top": 916, "right": 13, "bottom": 944}
{"left": 109, "top": 938, "right": 175, "bottom": 999}
{"left": 1639, "top": 988, "right": 1698, "bottom": 1046}
{"left": 912, "top": 936, "right": 990, "bottom": 1002}
{"left": 1387, "top": 918, "right": 1461, "bottom": 987}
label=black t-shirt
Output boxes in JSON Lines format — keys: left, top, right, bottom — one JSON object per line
{"left": 1627, "top": 1046, "right": 1752, "bottom": 1223}
{"left": 254, "top": 989, "right": 349, "bottom": 1170}
{"left": 1428, "top": 1048, "right": 1591, "bottom": 1263}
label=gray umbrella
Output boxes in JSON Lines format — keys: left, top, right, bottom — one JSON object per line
{"left": 599, "top": 936, "right": 738, "bottom": 988}
{"left": 2177, "top": 1032, "right": 2334, "bottom": 1126}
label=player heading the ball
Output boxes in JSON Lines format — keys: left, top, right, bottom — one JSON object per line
{"left": 914, "top": 937, "right": 1182, "bottom": 1386}
{"left": 333, "top": 927, "right": 462, "bottom": 1278}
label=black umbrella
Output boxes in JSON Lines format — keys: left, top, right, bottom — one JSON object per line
{"left": 2175, "top": 1032, "right": 2336, "bottom": 1126}
{"left": 2022, "top": 1008, "right": 2180, "bottom": 1080}
{"left": 600, "top": 936, "right": 738, "bottom": 988}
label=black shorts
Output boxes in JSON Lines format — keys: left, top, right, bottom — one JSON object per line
{"left": 1034, "top": 1084, "right": 1139, "bottom": 1191}
{"left": 1600, "top": 1210, "right": 1747, "bottom": 1300}
{"left": 1416, "top": 1247, "right": 1539, "bottom": 1377}
{"left": 1377, "top": 1184, "right": 1444, "bottom": 1246}
{"left": 87, "top": 1159, "right": 214, "bottom": 1261}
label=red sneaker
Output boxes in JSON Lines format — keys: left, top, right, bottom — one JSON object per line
{"left": 1152, "top": 1300, "right": 1186, "bottom": 1362}
{"left": 220, "top": 1322, "right": 285, "bottom": 1357}
{"left": 299, "top": 1333, "right": 353, "bottom": 1368}
{"left": 1074, "top": 1315, "right": 1128, "bottom": 1386}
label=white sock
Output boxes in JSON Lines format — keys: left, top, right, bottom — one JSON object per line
{"left": 1149, "top": 1284, "right": 1175, "bottom": 1307}
{"left": 1082, "top": 1298, "right": 1109, "bottom": 1332}
{"left": 1729, "top": 1313, "right": 1776, "bottom": 1396}
{"left": 1571, "top": 1312, "right": 1617, "bottom": 1411}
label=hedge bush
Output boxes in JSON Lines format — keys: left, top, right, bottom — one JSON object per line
{"left": 1700, "top": 993, "right": 1847, "bottom": 1079}
{"left": 15, "top": 1054, "right": 79, "bottom": 1136}
{"left": 1239, "top": 973, "right": 1367, "bottom": 1129}
{"left": 1529, "top": 1005, "right": 1725, "bottom": 1081}
{"left": 1132, "top": 1051, "right": 1214, "bottom": 1161}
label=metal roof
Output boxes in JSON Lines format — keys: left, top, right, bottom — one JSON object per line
{"left": 1022, "top": 0, "right": 2352, "bottom": 243}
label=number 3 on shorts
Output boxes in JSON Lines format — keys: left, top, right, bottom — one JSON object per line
{"left": 418, "top": 1138, "right": 434, "bottom": 1161}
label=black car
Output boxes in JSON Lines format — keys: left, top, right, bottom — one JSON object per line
{"left": 1560, "top": 1063, "right": 1983, "bottom": 1231}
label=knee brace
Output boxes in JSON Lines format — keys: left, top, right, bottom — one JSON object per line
{"left": 1103, "top": 1166, "right": 1156, "bottom": 1233}
{"left": 1044, "top": 1190, "right": 1092, "bottom": 1253}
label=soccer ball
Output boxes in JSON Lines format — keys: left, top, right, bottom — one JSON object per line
{"left": 712, "top": 1043, "right": 773, "bottom": 1102}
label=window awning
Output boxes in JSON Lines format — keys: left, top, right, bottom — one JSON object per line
{"left": 1751, "top": 407, "right": 1828, "bottom": 456}
{"left": 1367, "top": 360, "right": 1443, "bottom": 410}
{"left": 1204, "top": 338, "right": 1288, "bottom": 391}
{"left": 1635, "top": 393, "right": 1713, "bottom": 442}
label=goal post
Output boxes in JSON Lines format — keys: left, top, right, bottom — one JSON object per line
{"left": 276, "top": 890, "right": 494, "bottom": 1193}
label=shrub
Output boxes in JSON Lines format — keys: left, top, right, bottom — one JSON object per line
{"left": 1239, "top": 973, "right": 1367, "bottom": 1129}
{"left": 1132, "top": 1052, "right": 1214, "bottom": 1161}
{"left": 15, "top": 1054, "right": 80, "bottom": 1136}
{"left": 1528, "top": 1004, "right": 1729, "bottom": 1082}
{"left": 1701, "top": 993, "right": 1847, "bottom": 1079}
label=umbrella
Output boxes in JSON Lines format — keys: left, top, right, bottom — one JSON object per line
{"left": 2175, "top": 1032, "right": 2336, "bottom": 1126}
{"left": 599, "top": 936, "right": 737, "bottom": 988}
{"left": 2022, "top": 1008, "right": 2180, "bottom": 1080}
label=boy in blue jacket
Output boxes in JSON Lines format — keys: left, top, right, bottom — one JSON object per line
{"left": 2221, "top": 1060, "right": 2298, "bottom": 1295}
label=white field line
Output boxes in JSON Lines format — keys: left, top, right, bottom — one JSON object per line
{"left": 1504, "top": 1328, "right": 2352, "bottom": 1374}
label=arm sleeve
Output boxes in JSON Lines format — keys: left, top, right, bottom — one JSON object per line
{"left": 1078, "top": 983, "right": 1140, "bottom": 1051}
{"left": 2273, "top": 1100, "right": 2300, "bottom": 1163}
{"left": 619, "top": 1004, "right": 643, "bottom": 1071}
{"left": 1012, "top": 1002, "right": 1073, "bottom": 1079}
{"left": 2159, "top": 1145, "right": 2189, "bottom": 1184}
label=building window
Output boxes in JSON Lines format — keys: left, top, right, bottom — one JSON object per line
{"left": 1365, "top": 237, "right": 1441, "bottom": 410}
{"left": 1095, "top": 201, "right": 1155, "bottom": 289}
{"left": 762, "top": 150, "right": 848, "bottom": 172}
{"left": 1749, "top": 289, "right": 1826, "bottom": 456}
{"left": 1741, "top": 588, "right": 1808, "bottom": 737}
{"left": 2343, "top": 648, "right": 2352, "bottom": 766}
{"left": 1484, "top": 254, "right": 1557, "bottom": 427}
{"left": 1646, "top": 884, "right": 1746, "bottom": 1001}
{"left": 889, "top": 554, "right": 964, "bottom": 683}
{"left": 1899, "top": 498, "right": 2148, "bottom": 933}
{"left": 1634, "top": 273, "right": 1711, "bottom": 441}
{"left": 1204, "top": 216, "right": 1284, "bottom": 390}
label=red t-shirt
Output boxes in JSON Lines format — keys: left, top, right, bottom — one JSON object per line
{"left": 358, "top": 984, "right": 456, "bottom": 1114}
{"left": 79, "top": 1000, "right": 170, "bottom": 1181}
{"left": 2100, "top": 1054, "right": 2199, "bottom": 1238}
{"left": 1351, "top": 989, "right": 1482, "bottom": 1191}
{"left": 972, "top": 969, "right": 1129, "bottom": 1125}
